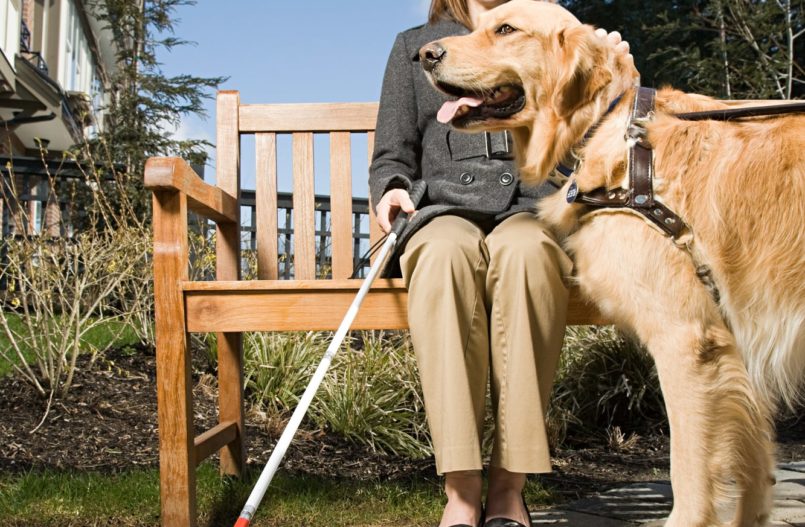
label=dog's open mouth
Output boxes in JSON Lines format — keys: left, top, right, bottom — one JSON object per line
{"left": 435, "top": 82, "right": 526, "bottom": 126}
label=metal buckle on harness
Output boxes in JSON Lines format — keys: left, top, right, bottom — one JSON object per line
{"left": 484, "top": 131, "right": 513, "bottom": 159}
{"left": 627, "top": 115, "right": 653, "bottom": 147}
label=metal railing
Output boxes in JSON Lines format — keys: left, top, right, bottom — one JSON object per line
{"left": 19, "top": 19, "right": 50, "bottom": 75}
{"left": 238, "top": 190, "right": 373, "bottom": 279}
{"left": 20, "top": 19, "right": 31, "bottom": 51}
{"left": 1, "top": 166, "right": 377, "bottom": 284}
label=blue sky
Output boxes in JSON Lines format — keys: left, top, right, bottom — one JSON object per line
{"left": 160, "top": 1, "right": 432, "bottom": 197}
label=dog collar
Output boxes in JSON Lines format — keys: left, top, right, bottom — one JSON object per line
{"left": 551, "top": 92, "right": 625, "bottom": 187}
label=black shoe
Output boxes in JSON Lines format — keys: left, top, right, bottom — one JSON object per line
{"left": 482, "top": 495, "right": 531, "bottom": 527}
{"left": 482, "top": 520, "right": 526, "bottom": 527}
{"left": 446, "top": 507, "right": 485, "bottom": 527}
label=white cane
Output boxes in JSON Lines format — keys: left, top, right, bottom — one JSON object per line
{"left": 234, "top": 180, "right": 427, "bottom": 527}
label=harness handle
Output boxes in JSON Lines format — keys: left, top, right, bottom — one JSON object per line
{"left": 674, "top": 101, "right": 805, "bottom": 121}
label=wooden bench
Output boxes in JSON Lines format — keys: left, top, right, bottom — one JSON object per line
{"left": 144, "top": 90, "right": 604, "bottom": 527}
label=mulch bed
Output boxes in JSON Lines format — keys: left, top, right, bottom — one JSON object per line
{"left": 0, "top": 345, "right": 803, "bottom": 503}
{"left": 0, "top": 345, "right": 432, "bottom": 480}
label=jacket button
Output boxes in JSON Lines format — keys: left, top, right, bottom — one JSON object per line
{"left": 499, "top": 172, "right": 514, "bottom": 186}
{"left": 460, "top": 172, "right": 474, "bottom": 185}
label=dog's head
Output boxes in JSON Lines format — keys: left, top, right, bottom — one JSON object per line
{"left": 420, "top": 0, "right": 638, "bottom": 183}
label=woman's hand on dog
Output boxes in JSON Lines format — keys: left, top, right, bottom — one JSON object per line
{"left": 376, "top": 188, "right": 417, "bottom": 233}
{"left": 595, "top": 28, "right": 634, "bottom": 65}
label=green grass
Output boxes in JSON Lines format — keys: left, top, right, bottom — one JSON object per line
{"left": 0, "top": 312, "right": 141, "bottom": 378}
{"left": 0, "top": 464, "right": 555, "bottom": 526}
{"left": 0, "top": 314, "right": 31, "bottom": 377}
{"left": 82, "top": 318, "right": 141, "bottom": 353}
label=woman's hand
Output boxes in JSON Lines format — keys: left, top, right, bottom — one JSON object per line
{"left": 375, "top": 188, "right": 416, "bottom": 234}
{"left": 595, "top": 28, "right": 633, "bottom": 65}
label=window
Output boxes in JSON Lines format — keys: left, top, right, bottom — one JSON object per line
{"left": 0, "top": 0, "right": 21, "bottom": 66}
{"left": 61, "top": 0, "right": 90, "bottom": 93}
{"left": 88, "top": 69, "right": 105, "bottom": 136}
{"left": 60, "top": 0, "right": 107, "bottom": 132}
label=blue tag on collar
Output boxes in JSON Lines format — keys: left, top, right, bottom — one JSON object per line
{"left": 566, "top": 179, "right": 579, "bottom": 203}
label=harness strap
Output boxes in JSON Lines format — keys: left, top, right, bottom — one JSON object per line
{"left": 629, "top": 87, "right": 656, "bottom": 209}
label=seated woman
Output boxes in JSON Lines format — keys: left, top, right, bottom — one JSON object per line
{"left": 370, "top": 1, "right": 630, "bottom": 526}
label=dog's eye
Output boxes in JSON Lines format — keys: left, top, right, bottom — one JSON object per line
{"left": 495, "top": 24, "right": 517, "bottom": 35}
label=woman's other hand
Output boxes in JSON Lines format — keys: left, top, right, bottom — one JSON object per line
{"left": 375, "top": 188, "right": 416, "bottom": 233}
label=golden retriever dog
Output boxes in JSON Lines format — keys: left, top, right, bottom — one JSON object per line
{"left": 419, "top": 1, "right": 805, "bottom": 526}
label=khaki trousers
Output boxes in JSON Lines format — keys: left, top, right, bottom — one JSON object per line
{"left": 400, "top": 213, "right": 572, "bottom": 475}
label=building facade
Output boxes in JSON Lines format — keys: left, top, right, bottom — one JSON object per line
{"left": 0, "top": 0, "right": 118, "bottom": 236}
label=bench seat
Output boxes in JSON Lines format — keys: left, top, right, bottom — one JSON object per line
{"left": 183, "top": 279, "right": 605, "bottom": 333}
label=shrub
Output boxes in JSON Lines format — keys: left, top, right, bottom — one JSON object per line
{"left": 548, "top": 325, "right": 667, "bottom": 447}
{"left": 0, "top": 225, "right": 150, "bottom": 402}
{"left": 0, "top": 146, "right": 152, "bottom": 426}
{"left": 312, "top": 331, "right": 430, "bottom": 458}
{"left": 244, "top": 331, "right": 322, "bottom": 417}
{"left": 243, "top": 330, "right": 430, "bottom": 459}
{"left": 243, "top": 325, "right": 669, "bottom": 458}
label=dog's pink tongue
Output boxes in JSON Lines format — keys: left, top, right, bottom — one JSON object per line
{"left": 437, "top": 97, "right": 483, "bottom": 124}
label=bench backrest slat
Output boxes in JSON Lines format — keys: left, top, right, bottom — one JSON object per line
{"left": 256, "top": 132, "right": 279, "bottom": 280}
{"left": 217, "top": 91, "right": 242, "bottom": 282}
{"left": 235, "top": 97, "right": 381, "bottom": 280}
{"left": 330, "top": 131, "right": 353, "bottom": 279}
{"left": 291, "top": 132, "right": 317, "bottom": 279}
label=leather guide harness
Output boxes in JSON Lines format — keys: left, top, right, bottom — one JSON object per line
{"left": 560, "top": 87, "right": 805, "bottom": 303}
{"left": 569, "top": 87, "right": 687, "bottom": 239}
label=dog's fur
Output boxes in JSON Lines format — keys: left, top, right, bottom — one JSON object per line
{"left": 421, "top": 1, "right": 805, "bottom": 525}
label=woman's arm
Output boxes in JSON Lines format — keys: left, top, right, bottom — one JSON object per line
{"left": 369, "top": 32, "right": 422, "bottom": 214}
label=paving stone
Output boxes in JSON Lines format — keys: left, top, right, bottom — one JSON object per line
{"left": 531, "top": 509, "right": 636, "bottom": 525}
{"left": 564, "top": 482, "right": 673, "bottom": 523}
{"left": 774, "top": 472, "right": 805, "bottom": 500}
{"left": 536, "top": 462, "right": 805, "bottom": 526}
{"left": 782, "top": 462, "right": 805, "bottom": 474}
{"left": 715, "top": 474, "right": 805, "bottom": 523}
{"left": 778, "top": 469, "right": 805, "bottom": 483}
{"left": 772, "top": 499, "right": 805, "bottom": 523}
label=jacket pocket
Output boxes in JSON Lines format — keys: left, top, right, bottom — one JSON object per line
{"left": 447, "top": 130, "right": 514, "bottom": 161}
{"left": 447, "top": 130, "right": 488, "bottom": 161}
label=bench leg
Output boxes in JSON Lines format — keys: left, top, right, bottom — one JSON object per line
{"left": 218, "top": 331, "right": 245, "bottom": 476}
{"left": 153, "top": 191, "right": 196, "bottom": 527}
{"left": 156, "top": 328, "right": 197, "bottom": 527}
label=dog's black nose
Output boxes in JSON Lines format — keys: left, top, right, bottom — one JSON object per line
{"left": 420, "top": 42, "right": 446, "bottom": 72}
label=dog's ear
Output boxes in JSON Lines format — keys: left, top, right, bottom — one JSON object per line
{"left": 552, "top": 25, "right": 612, "bottom": 118}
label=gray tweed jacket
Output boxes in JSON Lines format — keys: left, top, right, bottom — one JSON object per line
{"left": 369, "top": 19, "right": 556, "bottom": 276}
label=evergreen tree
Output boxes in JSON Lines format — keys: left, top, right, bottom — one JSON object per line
{"left": 562, "top": 0, "right": 803, "bottom": 99}
{"left": 89, "top": 0, "right": 226, "bottom": 221}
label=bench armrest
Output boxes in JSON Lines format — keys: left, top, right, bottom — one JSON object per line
{"left": 145, "top": 157, "right": 238, "bottom": 224}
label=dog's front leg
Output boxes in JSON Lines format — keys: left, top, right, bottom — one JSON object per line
{"left": 566, "top": 215, "right": 774, "bottom": 527}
